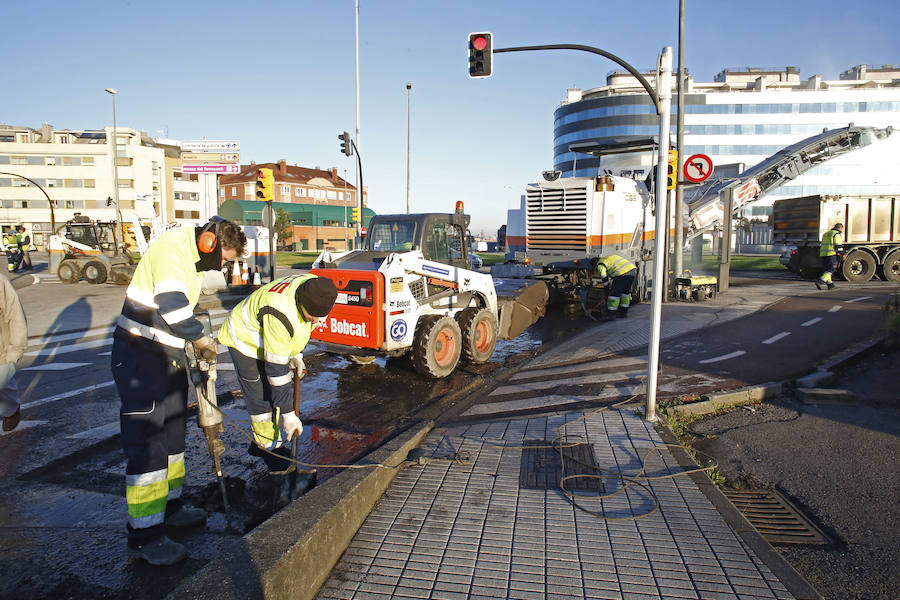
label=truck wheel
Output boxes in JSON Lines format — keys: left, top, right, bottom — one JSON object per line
{"left": 457, "top": 307, "right": 498, "bottom": 364}
{"left": 83, "top": 260, "right": 108, "bottom": 285}
{"left": 57, "top": 260, "right": 81, "bottom": 284}
{"left": 841, "top": 250, "right": 876, "bottom": 283}
{"left": 883, "top": 249, "right": 900, "bottom": 283}
{"left": 411, "top": 315, "right": 461, "bottom": 378}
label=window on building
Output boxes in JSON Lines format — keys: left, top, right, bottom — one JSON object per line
{"left": 45, "top": 157, "right": 57, "bottom": 166}
{"left": 322, "top": 219, "right": 342, "bottom": 227}
{"left": 189, "top": 192, "right": 199, "bottom": 201}
{"left": 117, "top": 179, "right": 133, "bottom": 188}
{"left": 245, "top": 183, "right": 255, "bottom": 196}
{"left": 15, "top": 133, "right": 29, "bottom": 143}
{"left": 281, "top": 185, "right": 290, "bottom": 195}
{"left": 174, "top": 192, "right": 183, "bottom": 200}
{"left": 13, "top": 179, "right": 29, "bottom": 187}
{"left": 83, "top": 179, "right": 95, "bottom": 188}
{"left": 345, "top": 192, "right": 352, "bottom": 201}
{"left": 46, "top": 179, "right": 57, "bottom": 188}
{"left": 16, "top": 200, "right": 28, "bottom": 208}
{"left": 326, "top": 190, "right": 337, "bottom": 200}
{"left": 62, "top": 156, "right": 73, "bottom": 166}
{"left": 10, "top": 156, "right": 26, "bottom": 165}
{"left": 82, "top": 156, "right": 94, "bottom": 166}
{"left": 231, "top": 186, "right": 238, "bottom": 197}
{"left": 116, "top": 157, "right": 132, "bottom": 167}
{"left": 219, "top": 188, "right": 225, "bottom": 198}
{"left": 296, "top": 187, "right": 306, "bottom": 197}
{"left": 65, "top": 200, "right": 75, "bottom": 208}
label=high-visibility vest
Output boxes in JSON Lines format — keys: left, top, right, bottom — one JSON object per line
{"left": 597, "top": 254, "right": 636, "bottom": 279}
{"left": 820, "top": 229, "right": 843, "bottom": 257}
{"left": 116, "top": 227, "right": 204, "bottom": 349}
{"left": 218, "top": 274, "right": 319, "bottom": 366}
{"left": 3, "top": 234, "right": 20, "bottom": 253}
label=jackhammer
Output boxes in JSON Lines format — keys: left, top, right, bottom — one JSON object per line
{"left": 184, "top": 339, "right": 230, "bottom": 511}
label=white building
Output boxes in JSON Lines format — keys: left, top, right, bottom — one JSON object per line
{"left": 554, "top": 64, "right": 900, "bottom": 219}
{"left": 0, "top": 125, "right": 213, "bottom": 246}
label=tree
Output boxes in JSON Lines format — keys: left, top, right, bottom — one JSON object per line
{"left": 274, "top": 207, "right": 292, "bottom": 249}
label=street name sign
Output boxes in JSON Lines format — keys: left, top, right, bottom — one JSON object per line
{"left": 182, "top": 164, "right": 240, "bottom": 174}
{"left": 181, "top": 152, "right": 240, "bottom": 163}
{"left": 182, "top": 140, "right": 240, "bottom": 152}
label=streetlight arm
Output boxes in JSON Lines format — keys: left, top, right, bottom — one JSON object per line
{"left": 0, "top": 171, "right": 56, "bottom": 231}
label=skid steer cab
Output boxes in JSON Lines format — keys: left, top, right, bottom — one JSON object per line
{"left": 311, "top": 202, "right": 548, "bottom": 378}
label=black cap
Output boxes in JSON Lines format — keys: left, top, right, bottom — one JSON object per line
{"left": 295, "top": 277, "right": 338, "bottom": 318}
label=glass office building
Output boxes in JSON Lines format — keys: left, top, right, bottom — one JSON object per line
{"left": 554, "top": 65, "right": 900, "bottom": 218}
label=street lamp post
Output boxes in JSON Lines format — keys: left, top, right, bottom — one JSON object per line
{"left": 406, "top": 82, "right": 412, "bottom": 214}
{"left": 104, "top": 88, "right": 122, "bottom": 235}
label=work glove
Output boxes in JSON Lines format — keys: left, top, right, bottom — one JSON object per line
{"left": 281, "top": 410, "right": 303, "bottom": 441}
{"left": 0, "top": 363, "right": 15, "bottom": 389}
{"left": 289, "top": 355, "right": 307, "bottom": 379}
{"left": 192, "top": 335, "right": 218, "bottom": 362}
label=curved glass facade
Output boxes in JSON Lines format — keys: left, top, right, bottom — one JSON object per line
{"left": 553, "top": 85, "right": 900, "bottom": 211}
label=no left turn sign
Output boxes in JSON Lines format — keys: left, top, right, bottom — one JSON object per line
{"left": 684, "top": 153, "right": 714, "bottom": 183}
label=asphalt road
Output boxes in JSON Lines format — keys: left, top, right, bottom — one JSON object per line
{"left": 688, "top": 347, "right": 900, "bottom": 600}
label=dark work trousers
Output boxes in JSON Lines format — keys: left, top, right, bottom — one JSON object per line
{"left": 610, "top": 272, "right": 636, "bottom": 301}
{"left": 111, "top": 328, "right": 188, "bottom": 544}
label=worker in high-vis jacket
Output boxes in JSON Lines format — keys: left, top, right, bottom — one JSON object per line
{"left": 816, "top": 223, "right": 844, "bottom": 290}
{"left": 111, "top": 217, "right": 246, "bottom": 566}
{"left": 218, "top": 274, "right": 337, "bottom": 503}
{"left": 597, "top": 254, "right": 637, "bottom": 319}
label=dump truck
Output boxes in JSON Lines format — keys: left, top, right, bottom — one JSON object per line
{"left": 773, "top": 194, "right": 900, "bottom": 282}
{"left": 310, "top": 202, "right": 548, "bottom": 378}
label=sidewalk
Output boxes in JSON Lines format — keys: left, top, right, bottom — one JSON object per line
{"left": 172, "top": 278, "right": 830, "bottom": 600}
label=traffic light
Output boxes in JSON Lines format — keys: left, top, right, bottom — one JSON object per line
{"left": 256, "top": 167, "right": 274, "bottom": 202}
{"left": 339, "top": 131, "right": 352, "bottom": 157}
{"left": 351, "top": 206, "right": 361, "bottom": 223}
{"left": 666, "top": 149, "right": 678, "bottom": 190}
{"left": 468, "top": 32, "right": 492, "bottom": 78}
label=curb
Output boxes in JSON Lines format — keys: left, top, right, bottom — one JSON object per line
{"left": 166, "top": 420, "right": 434, "bottom": 600}
{"left": 668, "top": 382, "right": 782, "bottom": 417}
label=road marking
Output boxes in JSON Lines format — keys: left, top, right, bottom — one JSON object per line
{"left": 67, "top": 422, "right": 119, "bottom": 440}
{"left": 699, "top": 350, "right": 746, "bottom": 364}
{"left": 98, "top": 351, "right": 111, "bottom": 356}
{"left": 0, "top": 420, "right": 48, "bottom": 435}
{"left": 29, "top": 326, "right": 115, "bottom": 347}
{"left": 25, "top": 337, "right": 112, "bottom": 357}
{"left": 762, "top": 332, "right": 791, "bottom": 345}
{"left": 828, "top": 306, "right": 842, "bottom": 313}
{"left": 844, "top": 296, "right": 872, "bottom": 303}
{"left": 801, "top": 317, "right": 823, "bottom": 327}
{"left": 23, "top": 362, "right": 92, "bottom": 371}
{"left": 21, "top": 381, "right": 116, "bottom": 410}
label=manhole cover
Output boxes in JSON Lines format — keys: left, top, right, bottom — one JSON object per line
{"left": 723, "top": 488, "right": 830, "bottom": 545}
{"left": 520, "top": 440, "right": 603, "bottom": 492}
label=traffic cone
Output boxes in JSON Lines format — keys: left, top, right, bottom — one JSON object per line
{"left": 231, "top": 260, "right": 241, "bottom": 285}
{"left": 252, "top": 266, "right": 262, "bottom": 288}
{"left": 241, "top": 261, "right": 249, "bottom": 285}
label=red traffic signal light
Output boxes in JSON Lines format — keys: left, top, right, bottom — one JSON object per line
{"left": 468, "top": 32, "right": 492, "bottom": 78}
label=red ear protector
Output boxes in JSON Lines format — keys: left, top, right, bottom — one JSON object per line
{"left": 197, "top": 216, "right": 225, "bottom": 253}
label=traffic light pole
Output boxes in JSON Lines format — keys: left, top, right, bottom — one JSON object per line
{"left": 351, "top": 139, "right": 363, "bottom": 247}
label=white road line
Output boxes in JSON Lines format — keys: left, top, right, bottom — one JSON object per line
{"left": 801, "top": 317, "right": 823, "bottom": 327}
{"left": 1, "top": 420, "right": 47, "bottom": 435}
{"left": 699, "top": 350, "right": 746, "bottom": 364}
{"left": 25, "top": 337, "right": 113, "bottom": 357}
{"left": 28, "top": 326, "right": 115, "bottom": 348}
{"left": 67, "top": 422, "right": 120, "bottom": 440}
{"left": 828, "top": 306, "right": 842, "bottom": 313}
{"left": 98, "top": 351, "right": 111, "bottom": 356}
{"left": 23, "top": 362, "right": 92, "bottom": 371}
{"left": 762, "top": 332, "right": 791, "bottom": 345}
{"left": 844, "top": 296, "right": 872, "bottom": 303}
{"left": 21, "top": 381, "right": 116, "bottom": 410}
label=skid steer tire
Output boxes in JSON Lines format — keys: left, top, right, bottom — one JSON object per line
{"left": 457, "top": 307, "right": 498, "bottom": 364}
{"left": 348, "top": 355, "right": 377, "bottom": 365}
{"left": 411, "top": 315, "right": 462, "bottom": 378}
{"left": 57, "top": 260, "right": 81, "bottom": 284}
{"left": 83, "top": 260, "right": 108, "bottom": 285}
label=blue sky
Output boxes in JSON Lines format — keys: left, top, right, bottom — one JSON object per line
{"left": 3, "top": 0, "right": 898, "bottom": 234}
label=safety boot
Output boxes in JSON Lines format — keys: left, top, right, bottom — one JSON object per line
{"left": 815, "top": 280, "right": 823, "bottom": 290}
{"left": 616, "top": 308, "right": 628, "bottom": 318}
{"left": 2, "top": 406, "right": 20, "bottom": 432}
{"left": 127, "top": 535, "right": 187, "bottom": 566}
{"left": 827, "top": 283, "right": 835, "bottom": 290}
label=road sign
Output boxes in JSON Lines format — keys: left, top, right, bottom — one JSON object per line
{"left": 182, "top": 164, "right": 239, "bottom": 174}
{"left": 182, "top": 140, "right": 240, "bottom": 152}
{"left": 181, "top": 152, "right": 240, "bottom": 163}
{"left": 261, "top": 203, "right": 275, "bottom": 229}
{"left": 683, "top": 153, "right": 713, "bottom": 183}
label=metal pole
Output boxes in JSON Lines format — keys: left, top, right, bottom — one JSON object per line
{"left": 406, "top": 82, "right": 411, "bottom": 214}
{"left": 354, "top": 0, "right": 361, "bottom": 245}
{"left": 343, "top": 169, "right": 349, "bottom": 250}
{"left": 674, "top": 0, "right": 686, "bottom": 281}
{"left": 718, "top": 187, "right": 734, "bottom": 292}
{"left": 645, "top": 47, "right": 673, "bottom": 423}
{"left": 105, "top": 88, "right": 122, "bottom": 233}
{"left": 268, "top": 199, "right": 275, "bottom": 282}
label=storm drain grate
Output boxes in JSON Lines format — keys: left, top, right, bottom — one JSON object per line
{"left": 723, "top": 488, "right": 830, "bottom": 545}
{"left": 520, "top": 440, "right": 604, "bottom": 492}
